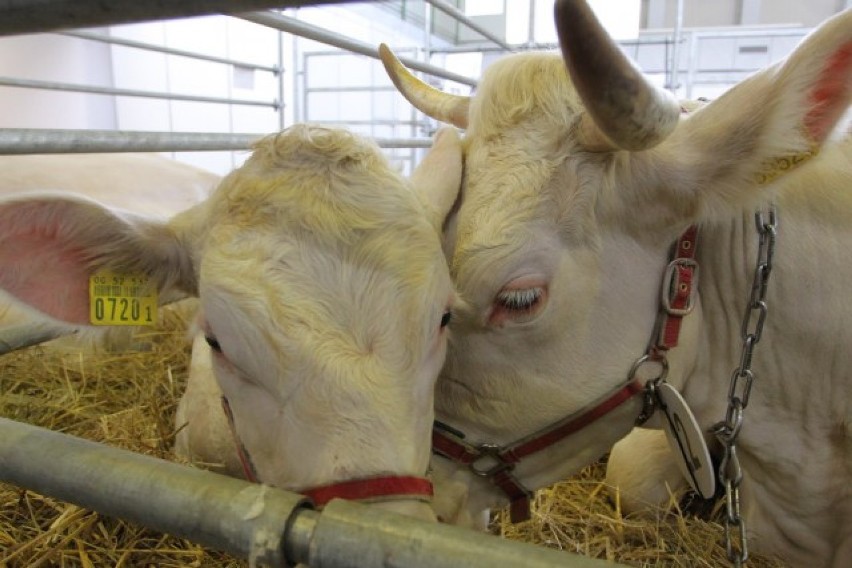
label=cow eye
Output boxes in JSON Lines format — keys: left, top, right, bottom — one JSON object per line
{"left": 205, "top": 335, "right": 222, "bottom": 353}
{"left": 440, "top": 310, "right": 452, "bottom": 328}
{"left": 495, "top": 287, "right": 543, "bottom": 312}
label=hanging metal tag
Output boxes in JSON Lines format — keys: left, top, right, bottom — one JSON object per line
{"left": 656, "top": 382, "right": 716, "bottom": 499}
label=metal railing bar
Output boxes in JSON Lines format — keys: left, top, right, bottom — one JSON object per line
{"left": 58, "top": 30, "right": 279, "bottom": 74}
{"left": 0, "top": 324, "right": 72, "bottom": 355}
{"left": 306, "top": 119, "right": 428, "bottom": 126}
{"left": 305, "top": 85, "right": 400, "bottom": 93}
{"left": 0, "top": 417, "right": 627, "bottom": 568}
{"left": 237, "top": 10, "right": 478, "bottom": 87}
{"left": 0, "top": 76, "right": 278, "bottom": 108}
{"left": 0, "top": 0, "right": 363, "bottom": 36}
{"left": 423, "top": 0, "right": 514, "bottom": 52}
{"left": 0, "top": 128, "right": 433, "bottom": 154}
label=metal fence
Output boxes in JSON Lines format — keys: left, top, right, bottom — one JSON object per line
{"left": 0, "top": 402, "right": 625, "bottom": 568}
{"left": 0, "top": 1, "right": 483, "bottom": 159}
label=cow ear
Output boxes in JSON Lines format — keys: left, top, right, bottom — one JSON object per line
{"left": 0, "top": 194, "right": 196, "bottom": 326}
{"left": 410, "top": 127, "right": 463, "bottom": 232}
{"left": 660, "top": 9, "right": 852, "bottom": 213}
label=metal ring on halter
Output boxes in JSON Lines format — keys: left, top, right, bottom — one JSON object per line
{"left": 629, "top": 354, "right": 669, "bottom": 424}
{"left": 627, "top": 353, "right": 669, "bottom": 384}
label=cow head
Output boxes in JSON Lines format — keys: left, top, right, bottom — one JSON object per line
{"left": 382, "top": 0, "right": 852, "bottom": 519}
{"left": 0, "top": 124, "right": 463, "bottom": 520}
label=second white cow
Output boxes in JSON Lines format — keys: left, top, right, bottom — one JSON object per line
{"left": 381, "top": 0, "right": 852, "bottom": 563}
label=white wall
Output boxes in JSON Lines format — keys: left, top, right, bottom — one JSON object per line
{"left": 108, "top": 15, "right": 281, "bottom": 175}
{"left": 0, "top": 32, "right": 115, "bottom": 129}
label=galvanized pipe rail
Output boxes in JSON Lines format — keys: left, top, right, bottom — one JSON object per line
{"left": 0, "top": 128, "right": 433, "bottom": 154}
{"left": 0, "top": 417, "right": 625, "bottom": 568}
{"left": 0, "top": 324, "right": 69, "bottom": 354}
{"left": 423, "top": 0, "right": 514, "bottom": 52}
{"left": 58, "top": 30, "right": 280, "bottom": 74}
{"left": 237, "top": 10, "right": 478, "bottom": 87}
{"left": 0, "top": 0, "right": 360, "bottom": 36}
{"left": 0, "top": 76, "right": 279, "bottom": 108}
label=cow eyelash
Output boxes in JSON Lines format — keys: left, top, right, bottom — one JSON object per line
{"left": 205, "top": 335, "right": 222, "bottom": 353}
{"left": 495, "top": 288, "right": 543, "bottom": 311}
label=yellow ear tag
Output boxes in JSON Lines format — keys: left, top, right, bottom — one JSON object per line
{"left": 89, "top": 271, "right": 158, "bottom": 326}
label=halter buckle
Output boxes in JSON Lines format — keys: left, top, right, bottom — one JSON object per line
{"left": 662, "top": 258, "right": 699, "bottom": 316}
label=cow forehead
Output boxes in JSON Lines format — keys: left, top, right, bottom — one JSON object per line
{"left": 452, "top": 144, "right": 590, "bottom": 281}
{"left": 199, "top": 231, "right": 450, "bottom": 389}
{"left": 467, "top": 52, "right": 583, "bottom": 141}
{"left": 211, "top": 139, "right": 424, "bottom": 233}
{"left": 193, "top": 126, "right": 451, "bottom": 360}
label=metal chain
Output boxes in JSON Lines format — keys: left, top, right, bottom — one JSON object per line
{"left": 711, "top": 206, "right": 777, "bottom": 567}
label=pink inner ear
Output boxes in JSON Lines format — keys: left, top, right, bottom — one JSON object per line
{"left": 0, "top": 232, "right": 92, "bottom": 325}
{"left": 805, "top": 40, "right": 852, "bottom": 142}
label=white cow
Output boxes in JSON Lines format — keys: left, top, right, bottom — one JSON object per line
{"left": 0, "top": 124, "right": 463, "bottom": 521}
{"left": 381, "top": 0, "right": 852, "bottom": 563}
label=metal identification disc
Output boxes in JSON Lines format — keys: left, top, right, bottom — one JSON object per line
{"left": 656, "top": 382, "right": 715, "bottom": 499}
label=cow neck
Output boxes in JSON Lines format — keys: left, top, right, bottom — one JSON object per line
{"left": 220, "top": 397, "right": 434, "bottom": 508}
{"left": 431, "top": 226, "right": 699, "bottom": 523}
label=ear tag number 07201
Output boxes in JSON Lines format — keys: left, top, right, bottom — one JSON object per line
{"left": 656, "top": 382, "right": 716, "bottom": 499}
{"left": 89, "top": 271, "right": 158, "bottom": 326}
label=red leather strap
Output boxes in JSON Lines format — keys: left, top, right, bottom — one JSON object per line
{"left": 301, "top": 475, "right": 434, "bottom": 507}
{"left": 502, "top": 379, "right": 645, "bottom": 463}
{"left": 432, "top": 378, "right": 645, "bottom": 522}
{"left": 221, "top": 396, "right": 259, "bottom": 483}
{"left": 657, "top": 226, "right": 699, "bottom": 350}
{"left": 492, "top": 470, "right": 533, "bottom": 522}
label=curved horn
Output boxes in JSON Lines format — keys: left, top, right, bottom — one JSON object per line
{"left": 378, "top": 44, "right": 470, "bottom": 129}
{"left": 554, "top": 0, "right": 680, "bottom": 151}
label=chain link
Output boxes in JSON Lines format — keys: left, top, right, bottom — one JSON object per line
{"left": 711, "top": 206, "right": 777, "bottom": 567}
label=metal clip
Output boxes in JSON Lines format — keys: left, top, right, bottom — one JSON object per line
{"left": 469, "top": 444, "right": 512, "bottom": 478}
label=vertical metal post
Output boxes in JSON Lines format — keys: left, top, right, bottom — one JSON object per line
{"left": 669, "top": 0, "right": 684, "bottom": 94}
{"left": 686, "top": 30, "right": 698, "bottom": 99}
{"left": 528, "top": 0, "right": 536, "bottom": 48}
{"left": 277, "top": 22, "right": 286, "bottom": 131}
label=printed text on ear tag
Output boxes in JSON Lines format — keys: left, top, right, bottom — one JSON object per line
{"left": 89, "top": 271, "right": 158, "bottom": 326}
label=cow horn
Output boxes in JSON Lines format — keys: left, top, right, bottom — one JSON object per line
{"left": 554, "top": 0, "right": 680, "bottom": 151}
{"left": 378, "top": 44, "right": 470, "bottom": 129}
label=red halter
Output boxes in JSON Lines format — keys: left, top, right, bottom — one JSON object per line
{"left": 432, "top": 226, "right": 699, "bottom": 522}
{"left": 220, "top": 397, "right": 434, "bottom": 507}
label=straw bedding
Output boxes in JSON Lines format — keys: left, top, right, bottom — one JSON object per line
{"left": 1, "top": 308, "right": 786, "bottom": 567}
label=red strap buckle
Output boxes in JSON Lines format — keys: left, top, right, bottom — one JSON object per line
{"left": 662, "top": 258, "right": 699, "bottom": 316}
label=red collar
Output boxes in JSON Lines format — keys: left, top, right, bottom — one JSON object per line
{"left": 221, "top": 397, "right": 434, "bottom": 507}
{"left": 432, "top": 226, "right": 699, "bottom": 523}
{"left": 301, "top": 475, "right": 433, "bottom": 507}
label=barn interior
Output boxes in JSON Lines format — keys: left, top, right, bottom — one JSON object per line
{"left": 1, "top": 1, "right": 843, "bottom": 566}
